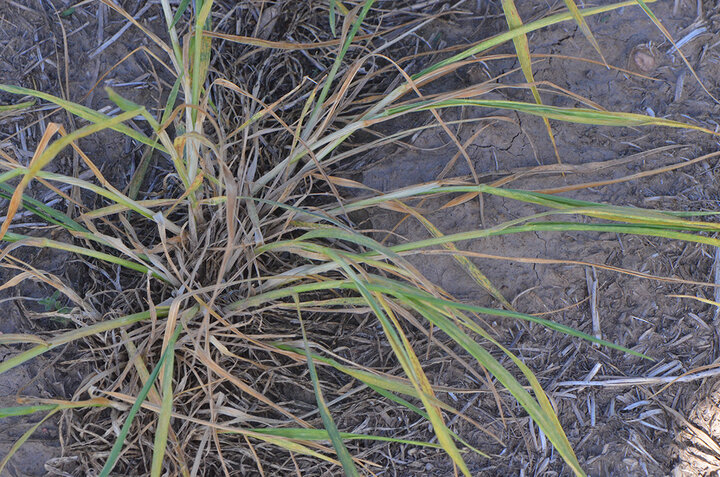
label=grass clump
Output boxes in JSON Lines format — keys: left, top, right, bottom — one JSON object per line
{"left": 0, "top": 0, "right": 714, "bottom": 475}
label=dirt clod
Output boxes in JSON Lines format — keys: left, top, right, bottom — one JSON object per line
{"left": 631, "top": 47, "right": 658, "bottom": 73}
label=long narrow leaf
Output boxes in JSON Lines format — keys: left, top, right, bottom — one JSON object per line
{"left": 0, "top": 308, "right": 170, "bottom": 376}
{"left": 0, "top": 409, "right": 59, "bottom": 474}
{"left": 0, "top": 183, "right": 88, "bottom": 234}
{"left": 296, "top": 296, "right": 359, "bottom": 476}
{"left": 150, "top": 329, "right": 177, "bottom": 477}
{"left": 248, "top": 427, "right": 441, "bottom": 448}
{"left": 414, "top": 0, "right": 655, "bottom": 78}
{"left": 0, "top": 404, "right": 57, "bottom": 418}
{"left": 563, "top": 0, "right": 606, "bottom": 63}
{"left": 99, "top": 321, "right": 184, "bottom": 477}
{"left": 300, "top": 250, "right": 472, "bottom": 476}
{"left": 2, "top": 231, "right": 167, "bottom": 279}
{"left": 406, "top": 298, "right": 585, "bottom": 475}
{"left": 383, "top": 98, "right": 716, "bottom": 134}
{"left": 304, "top": 0, "right": 376, "bottom": 135}
{"left": 0, "top": 85, "right": 163, "bottom": 150}
{"left": 500, "top": 0, "right": 561, "bottom": 163}
{"left": 0, "top": 99, "right": 35, "bottom": 112}
{"left": 170, "top": 0, "right": 192, "bottom": 28}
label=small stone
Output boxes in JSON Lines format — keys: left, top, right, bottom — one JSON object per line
{"left": 633, "top": 49, "right": 656, "bottom": 73}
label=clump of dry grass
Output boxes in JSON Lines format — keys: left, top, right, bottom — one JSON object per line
{"left": 0, "top": 0, "right": 717, "bottom": 475}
